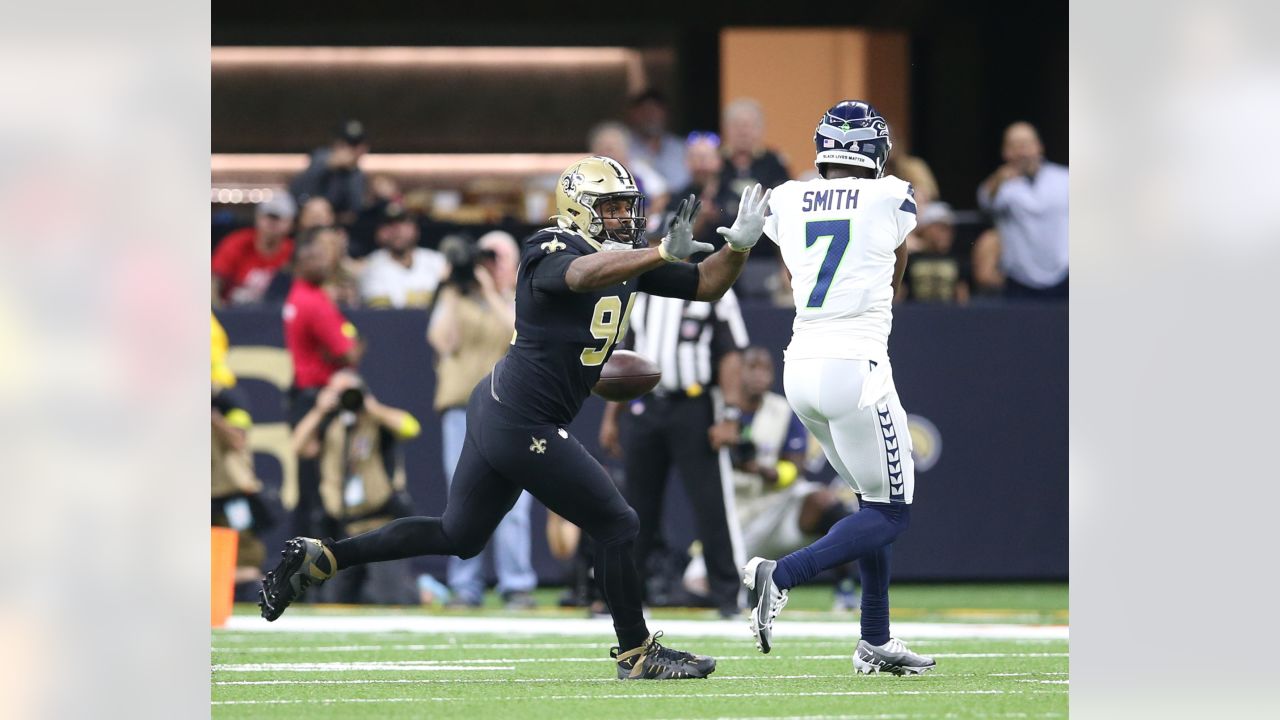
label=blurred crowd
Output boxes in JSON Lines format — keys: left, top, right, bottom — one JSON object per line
{"left": 212, "top": 91, "right": 1068, "bottom": 315}
{"left": 211, "top": 91, "right": 1068, "bottom": 608}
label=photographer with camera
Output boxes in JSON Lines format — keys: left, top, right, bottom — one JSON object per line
{"left": 211, "top": 315, "right": 275, "bottom": 598}
{"left": 291, "top": 369, "right": 422, "bottom": 605}
{"left": 685, "top": 347, "right": 863, "bottom": 608}
{"left": 427, "top": 231, "right": 538, "bottom": 609}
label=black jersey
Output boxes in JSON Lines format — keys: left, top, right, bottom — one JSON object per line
{"left": 490, "top": 227, "right": 701, "bottom": 426}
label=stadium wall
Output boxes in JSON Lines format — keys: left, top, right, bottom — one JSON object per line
{"left": 217, "top": 302, "right": 1067, "bottom": 583}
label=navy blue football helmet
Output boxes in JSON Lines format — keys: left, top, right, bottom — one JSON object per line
{"left": 814, "top": 101, "right": 893, "bottom": 178}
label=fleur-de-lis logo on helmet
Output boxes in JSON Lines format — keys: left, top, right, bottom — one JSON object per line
{"left": 561, "top": 171, "right": 584, "bottom": 195}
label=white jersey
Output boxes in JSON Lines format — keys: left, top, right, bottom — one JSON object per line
{"left": 763, "top": 175, "right": 916, "bottom": 362}
{"left": 359, "top": 248, "right": 447, "bottom": 309}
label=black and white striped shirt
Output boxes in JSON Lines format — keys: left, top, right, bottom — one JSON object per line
{"left": 625, "top": 288, "right": 750, "bottom": 395}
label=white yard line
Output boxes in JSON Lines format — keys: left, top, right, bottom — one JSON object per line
{"left": 212, "top": 688, "right": 1067, "bottom": 706}
{"left": 213, "top": 662, "right": 513, "bottom": 672}
{"left": 214, "top": 674, "right": 840, "bottom": 686}
{"left": 670, "top": 715, "right": 1064, "bottom": 720}
{"left": 222, "top": 614, "right": 1068, "bottom": 641}
{"left": 213, "top": 653, "right": 1067, "bottom": 673}
{"left": 211, "top": 638, "right": 1063, "bottom": 653}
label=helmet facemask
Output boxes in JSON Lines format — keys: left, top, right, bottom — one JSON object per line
{"left": 582, "top": 192, "right": 648, "bottom": 248}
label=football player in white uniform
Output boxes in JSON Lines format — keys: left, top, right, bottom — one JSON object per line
{"left": 741, "top": 101, "right": 936, "bottom": 676}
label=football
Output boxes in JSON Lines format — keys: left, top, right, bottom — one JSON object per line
{"left": 592, "top": 350, "right": 661, "bottom": 401}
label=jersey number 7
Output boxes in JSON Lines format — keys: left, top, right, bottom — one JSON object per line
{"left": 805, "top": 219, "right": 852, "bottom": 308}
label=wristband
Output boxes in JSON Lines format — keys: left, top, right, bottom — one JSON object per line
{"left": 776, "top": 460, "right": 799, "bottom": 488}
{"left": 728, "top": 243, "right": 752, "bottom": 253}
{"left": 657, "top": 242, "right": 681, "bottom": 263}
{"left": 722, "top": 406, "right": 743, "bottom": 422}
{"left": 398, "top": 413, "right": 422, "bottom": 439}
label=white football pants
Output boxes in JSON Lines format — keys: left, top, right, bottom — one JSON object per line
{"left": 783, "top": 358, "right": 915, "bottom": 505}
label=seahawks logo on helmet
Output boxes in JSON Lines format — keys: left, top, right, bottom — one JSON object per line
{"left": 814, "top": 100, "right": 894, "bottom": 178}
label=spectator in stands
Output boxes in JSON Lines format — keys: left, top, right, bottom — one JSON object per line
{"left": 626, "top": 89, "right": 691, "bottom": 191}
{"left": 720, "top": 98, "right": 790, "bottom": 201}
{"left": 322, "top": 226, "right": 363, "bottom": 308}
{"left": 898, "top": 202, "right": 970, "bottom": 304}
{"left": 588, "top": 121, "right": 669, "bottom": 219}
{"left": 359, "top": 202, "right": 448, "bottom": 309}
{"left": 683, "top": 347, "right": 862, "bottom": 608}
{"left": 886, "top": 143, "right": 940, "bottom": 208}
{"left": 291, "top": 369, "right": 421, "bottom": 605}
{"left": 349, "top": 175, "right": 404, "bottom": 259}
{"left": 971, "top": 228, "right": 1006, "bottom": 296}
{"left": 290, "top": 119, "right": 370, "bottom": 225}
{"left": 667, "top": 132, "right": 742, "bottom": 254}
{"left": 297, "top": 197, "right": 336, "bottom": 234}
{"left": 283, "top": 226, "right": 365, "bottom": 540}
{"left": 212, "top": 194, "right": 295, "bottom": 306}
{"left": 427, "top": 233, "right": 538, "bottom": 609}
{"left": 212, "top": 385, "right": 272, "bottom": 597}
{"left": 977, "top": 121, "right": 1069, "bottom": 299}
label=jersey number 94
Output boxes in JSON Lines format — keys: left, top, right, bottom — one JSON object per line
{"left": 581, "top": 294, "right": 638, "bottom": 366}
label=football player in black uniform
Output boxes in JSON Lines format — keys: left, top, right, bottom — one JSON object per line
{"left": 260, "top": 156, "right": 771, "bottom": 680}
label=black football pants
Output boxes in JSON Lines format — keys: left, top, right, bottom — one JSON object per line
{"left": 330, "top": 378, "right": 650, "bottom": 651}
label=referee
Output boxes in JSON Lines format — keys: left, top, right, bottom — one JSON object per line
{"left": 599, "top": 288, "right": 749, "bottom": 616}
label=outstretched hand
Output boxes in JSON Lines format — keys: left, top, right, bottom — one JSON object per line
{"left": 659, "top": 194, "right": 714, "bottom": 261}
{"left": 716, "top": 183, "right": 772, "bottom": 252}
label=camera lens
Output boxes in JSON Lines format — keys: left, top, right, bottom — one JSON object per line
{"left": 339, "top": 388, "right": 365, "bottom": 412}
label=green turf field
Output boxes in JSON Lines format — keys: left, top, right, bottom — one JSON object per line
{"left": 212, "top": 584, "right": 1068, "bottom": 719}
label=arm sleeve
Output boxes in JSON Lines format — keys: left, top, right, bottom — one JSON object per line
{"left": 977, "top": 183, "right": 995, "bottom": 213}
{"left": 638, "top": 262, "right": 700, "bottom": 300}
{"left": 982, "top": 175, "right": 1042, "bottom": 215}
{"left": 894, "top": 183, "right": 918, "bottom": 247}
{"left": 311, "top": 302, "right": 356, "bottom": 359}
{"left": 528, "top": 249, "right": 580, "bottom": 294}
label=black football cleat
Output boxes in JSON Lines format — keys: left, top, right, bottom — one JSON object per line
{"left": 611, "top": 632, "right": 716, "bottom": 680}
{"left": 853, "top": 638, "right": 937, "bottom": 676}
{"left": 258, "top": 537, "right": 336, "bottom": 621}
{"left": 743, "top": 556, "right": 789, "bottom": 654}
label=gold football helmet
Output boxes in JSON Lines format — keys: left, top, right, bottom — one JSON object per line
{"left": 553, "top": 156, "right": 648, "bottom": 248}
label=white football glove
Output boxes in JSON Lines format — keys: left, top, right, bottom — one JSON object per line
{"left": 716, "top": 183, "right": 772, "bottom": 252}
{"left": 659, "top": 194, "right": 714, "bottom": 262}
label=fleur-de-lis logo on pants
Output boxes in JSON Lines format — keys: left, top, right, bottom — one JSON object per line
{"left": 529, "top": 437, "right": 547, "bottom": 454}
{"left": 541, "top": 238, "right": 566, "bottom": 254}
